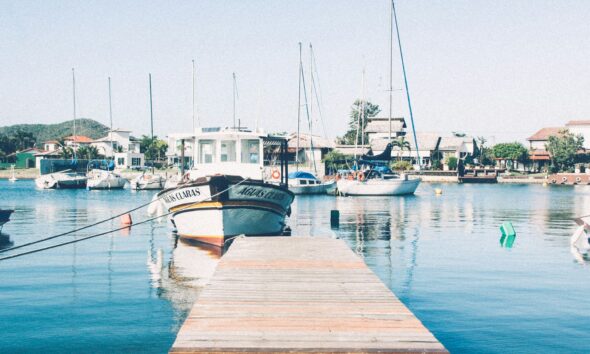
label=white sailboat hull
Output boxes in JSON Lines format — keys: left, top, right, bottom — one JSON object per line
{"left": 337, "top": 178, "right": 420, "bottom": 196}
{"left": 289, "top": 180, "right": 336, "bottom": 195}
{"left": 131, "top": 174, "right": 165, "bottom": 190}
{"left": 87, "top": 174, "right": 127, "bottom": 190}
{"left": 35, "top": 172, "right": 88, "bottom": 189}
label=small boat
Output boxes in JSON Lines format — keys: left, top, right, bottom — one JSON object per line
{"left": 288, "top": 171, "right": 336, "bottom": 195}
{"left": 336, "top": 167, "right": 420, "bottom": 196}
{"left": 130, "top": 172, "right": 165, "bottom": 190}
{"left": 35, "top": 170, "right": 88, "bottom": 189}
{"left": 0, "top": 209, "right": 14, "bottom": 232}
{"left": 87, "top": 169, "right": 127, "bottom": 190}
{"left": 153, "top": 127, "right": 294, "bottom": 247}
{"left": 8, "top": 165, "right": 17, "bottom": 182}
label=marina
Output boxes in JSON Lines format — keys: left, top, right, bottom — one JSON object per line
{"left": 2, "top": 0, "right": 590, "bottom": 353}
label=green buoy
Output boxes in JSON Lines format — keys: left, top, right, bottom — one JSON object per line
{"left": 500, "top": 222, "right": 516, "bottom": 248}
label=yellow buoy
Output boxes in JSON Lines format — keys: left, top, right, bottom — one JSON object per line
{"left": 542, "top": 181, "right": 548, "bottom": 187}
{"left": 434, "top": 188, "right": 443, "bottom": 195}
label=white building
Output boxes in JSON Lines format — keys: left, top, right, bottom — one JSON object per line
{"left": 364, "top": 117, "right": 406, "bottom": 144}
{"left": 165, "top": 133, "right": 195, "bottom": 167}
{"left": 91, "top": 129, "right": 141, "bottom": 157}
{"left": 565, "top": 120, "right": 590, "bottom": 149}
{"left": 114, "top": 152, "right": 144, "bottom": 169}
{"left": 43, "top": 140, "right": 59, "bottom": 152}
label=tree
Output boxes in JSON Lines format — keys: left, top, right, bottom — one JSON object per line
{"left": 338, "top": 100, "right": 381, "bottom": 145}
{"left": 392, "top": 136, "right": 411, "bottom": 161}
{"left": 59, "top": 146, "right": 74, "bottom": 159}
{"left": 546, "top": 129, "right": 584, "bottom": 172}
{"left": 492, "top": 142, "right": 529, "bottom": 169}
{"left": 76, "top": 145, "right": 101, "bottom": 160}
{"left": 323, "top": 150, "right": 348, "bottom": 172}
{"left": 140, "top": 135, "right": 168, "bottom": 161}
{"left": 446, "top": 156, "right": 458, "bottom": 170}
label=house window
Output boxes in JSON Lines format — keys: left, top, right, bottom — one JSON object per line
{"left": 199, "top": 140, "right": 216, "bottom": 164}
{"left": 220, "top": 140, "right": 236, "bottom": 162}
{"left": 241, "top": 140, "right": 260, "bottom": 164}
{"left": 117, "top": 157, "right": 125, "bottom": 166}
{"left": 131, "top": 157, "right": 141, "bottom": 166}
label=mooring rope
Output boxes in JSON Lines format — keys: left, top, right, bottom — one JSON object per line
{"left": 0, "top": 178, "right": 251, "bottom": 261}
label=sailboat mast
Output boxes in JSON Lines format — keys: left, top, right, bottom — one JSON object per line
{"left": 388, "top": 1, "right": 393, "bottom": 141}
{"left": 309, "top": 43, "right": 314, "bottom": 172}
{"left": 296, "top": 42, "right": 302, "bottom": 171}
{"left": 392, "top": 0, "right": 421, "bottom": 168}
{"left": 192, "top": 59, "right": 196, "bottom": 131}
{"left": 149, "top": 73, "right": 154, "bottom": 141}
{"left": 72, "top": 68, "right": 77, "bottom": 159}
{"left": 232, "top": 72, "right": 237, "bottom": 129}
{"left": 108, "top": 77, "right": 113, "bottom": 158}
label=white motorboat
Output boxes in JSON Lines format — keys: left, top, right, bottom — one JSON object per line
{"left": 288, "top": 171, "right": 336, "bottom": 195}
{"left": 8, "top": 165, "right": 17, "bottom": 182}
{"left": 164, "top": 173, "right": 182, "bottom": 189}
{"left": 35, "top": 170, "right": 88, "bottom": 189}
{"left": 130, "top": 172, "right": 166, "bottom": 190}
{"left": 336, "top": 169, "right": 420, "bottom": 196}
{"left": 87, "top": 169, "right": 127, "bottom": 190}
{"left": 152, "top": 127, "right": 294, "bottom": 247}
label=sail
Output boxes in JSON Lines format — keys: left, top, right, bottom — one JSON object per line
{"left": 360, "top": 143, "right": 393, "bottom": 162}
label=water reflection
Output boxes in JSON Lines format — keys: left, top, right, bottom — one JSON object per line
{"left": 0, "top": 233, "right": 13, "bottom": 250}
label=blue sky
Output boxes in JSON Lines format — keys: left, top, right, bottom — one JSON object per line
{"left": 1, "top": 0, "right": 589, "bottom": 143}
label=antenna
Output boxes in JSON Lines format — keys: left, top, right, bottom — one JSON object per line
{"left": 149, "top": 73, "right": 154, "bottom": 141}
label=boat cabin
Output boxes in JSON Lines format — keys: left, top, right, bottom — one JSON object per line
{"left": 188, "top": 127, "right": 288, "bottom": 184}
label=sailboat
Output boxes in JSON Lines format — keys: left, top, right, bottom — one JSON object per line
{"left": 35, "top": 68, "right": 87, "bottom": 189}
{"left": 336, "top": 1, "right": 421, "bottom": 196}
{"left": 87, "top": 78, "right": 128, "bottom": 190}
{"left": 288, "top": 43, "right": 335, "bottom": 195}
{"left": 8, "top": 165, "right": 17, "bottom": 182}
{"left": 131, "top": 73, "right": 166, "bottom": 191}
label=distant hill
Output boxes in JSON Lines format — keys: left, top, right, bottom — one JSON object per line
{"left": 0, "top": 118, "right": 109, "bottom": 143}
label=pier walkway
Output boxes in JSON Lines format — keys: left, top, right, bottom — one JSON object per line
{"left": 170, "top": 237, "right": 447, "bottom": 353}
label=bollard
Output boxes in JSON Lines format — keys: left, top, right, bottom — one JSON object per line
{"left": 330, "top": 210, "right": 340, "bottom": 228}
{"left": 121, "top": 213, "right": 133, "bottom": 226}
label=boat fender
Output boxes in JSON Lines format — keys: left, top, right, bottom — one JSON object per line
{"left": 271, "top": 169, "right": 281, "bottom": 179}
{"left": 576, "top": 177, "right": 582, "bottom": 183}
{"left": 357, "top": 172, "right": 365, "bottom": 181}
{"left": 561, "top": 176, "right": 568, "bottom": 183}
{"left": 551, "top": 178, "right": 556, "bottom": 184}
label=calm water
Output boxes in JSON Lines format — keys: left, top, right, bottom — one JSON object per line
{"left": 1, "top": 180, "right": 589, "bottom": 353}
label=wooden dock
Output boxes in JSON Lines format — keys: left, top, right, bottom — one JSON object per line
{"left": 170, "top": 237, "right": 447, "bottom": 354}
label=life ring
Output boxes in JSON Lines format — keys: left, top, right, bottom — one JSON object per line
{"left": 576, "top": 177, "right": 582, "bottom": 183}
{"left": 551, "top": 178, "right": 556, "bottom": 184}
{"left": 561, "top": 176, "right": 568, "bottom": 183}
{"left": 271, "top": 170, "right": 281, "bottom": 179}
{"left": 358, "top": 171, "right": 365, "bottom": 181}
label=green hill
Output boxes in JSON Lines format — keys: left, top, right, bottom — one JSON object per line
{"left": 0, "top": 118, "right": 109, "bottom": 143}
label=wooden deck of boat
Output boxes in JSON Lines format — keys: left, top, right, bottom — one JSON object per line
{"left": 170, "top": 237, "right": 447, "bottom": 354}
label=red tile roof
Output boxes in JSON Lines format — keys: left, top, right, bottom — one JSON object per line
{"left": 566, "top": 120, "right": 590, "bottom": 126}
{"left": 526, "top": 127, "right": 563, "bottom": 141}
{"left": 64, "top": 135, "right": 93, "bottom": 143}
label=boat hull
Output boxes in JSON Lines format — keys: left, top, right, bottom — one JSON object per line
{"left": 289, "top": 180, "right": 336, "bottom": 195}
{"left": 35, "top": 173, "right": 87, "bottom": 189}
{"left": 131, "top": 175, "right": 165, "bottom": 190}
{"left": 88, "top": 177, "right": 127, "bottom": 189}
{"left": 337, "top": 178, "right": 420, "bottom": 196}
{"left": 158, "top": 176, "right": 294, "bottom": 246}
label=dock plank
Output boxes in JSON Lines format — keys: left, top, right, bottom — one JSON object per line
{"left": 170, "top": 237, "right": 447, "bottom": 354}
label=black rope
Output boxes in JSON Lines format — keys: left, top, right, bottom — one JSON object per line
{"left": 0, "top": 178, "right": 251, "bottom": 261}
{"left": 0, "top": 190, "right": 169, "bottom": 254}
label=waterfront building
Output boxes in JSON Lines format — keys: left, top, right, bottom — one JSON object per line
{"left": 526, "top": 127, "right": 561, "bottom": 172}
{"left": 565, "top": 120, "right": 590, "bottom": 149}
{"left": 287, "top": 132, "right": 334, "bottom": 176}
{"left": 364, "top": 117, "right": 406, "bottom": 144}
{"left": 63, "top": 135, "right": 93, "bottom": 150}
{"left": 165, "top": 133, "right": 195, "bottom": 168}
{"left": 43, "top": 140, "right": 59, "bottom": 152}
{"left": 90, "top": 129, "right": 141, "bottom": 157}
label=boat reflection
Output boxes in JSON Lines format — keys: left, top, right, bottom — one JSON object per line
{"left": 0, "top": 233, "right": 14, "bottom": 250}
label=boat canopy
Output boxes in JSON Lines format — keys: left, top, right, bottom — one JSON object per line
{"left": 288, "top": 171, "right": 317, "bottom": 180}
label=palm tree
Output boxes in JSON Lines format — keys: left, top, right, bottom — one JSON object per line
{"left": 392, "top": 137, "right": 411, "bottom": 161}
{"left": 476, "top": 136, "right": 487, "bottom": 165}
{"left": 59, "top": 146, "right": 74, "bottom": 159}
